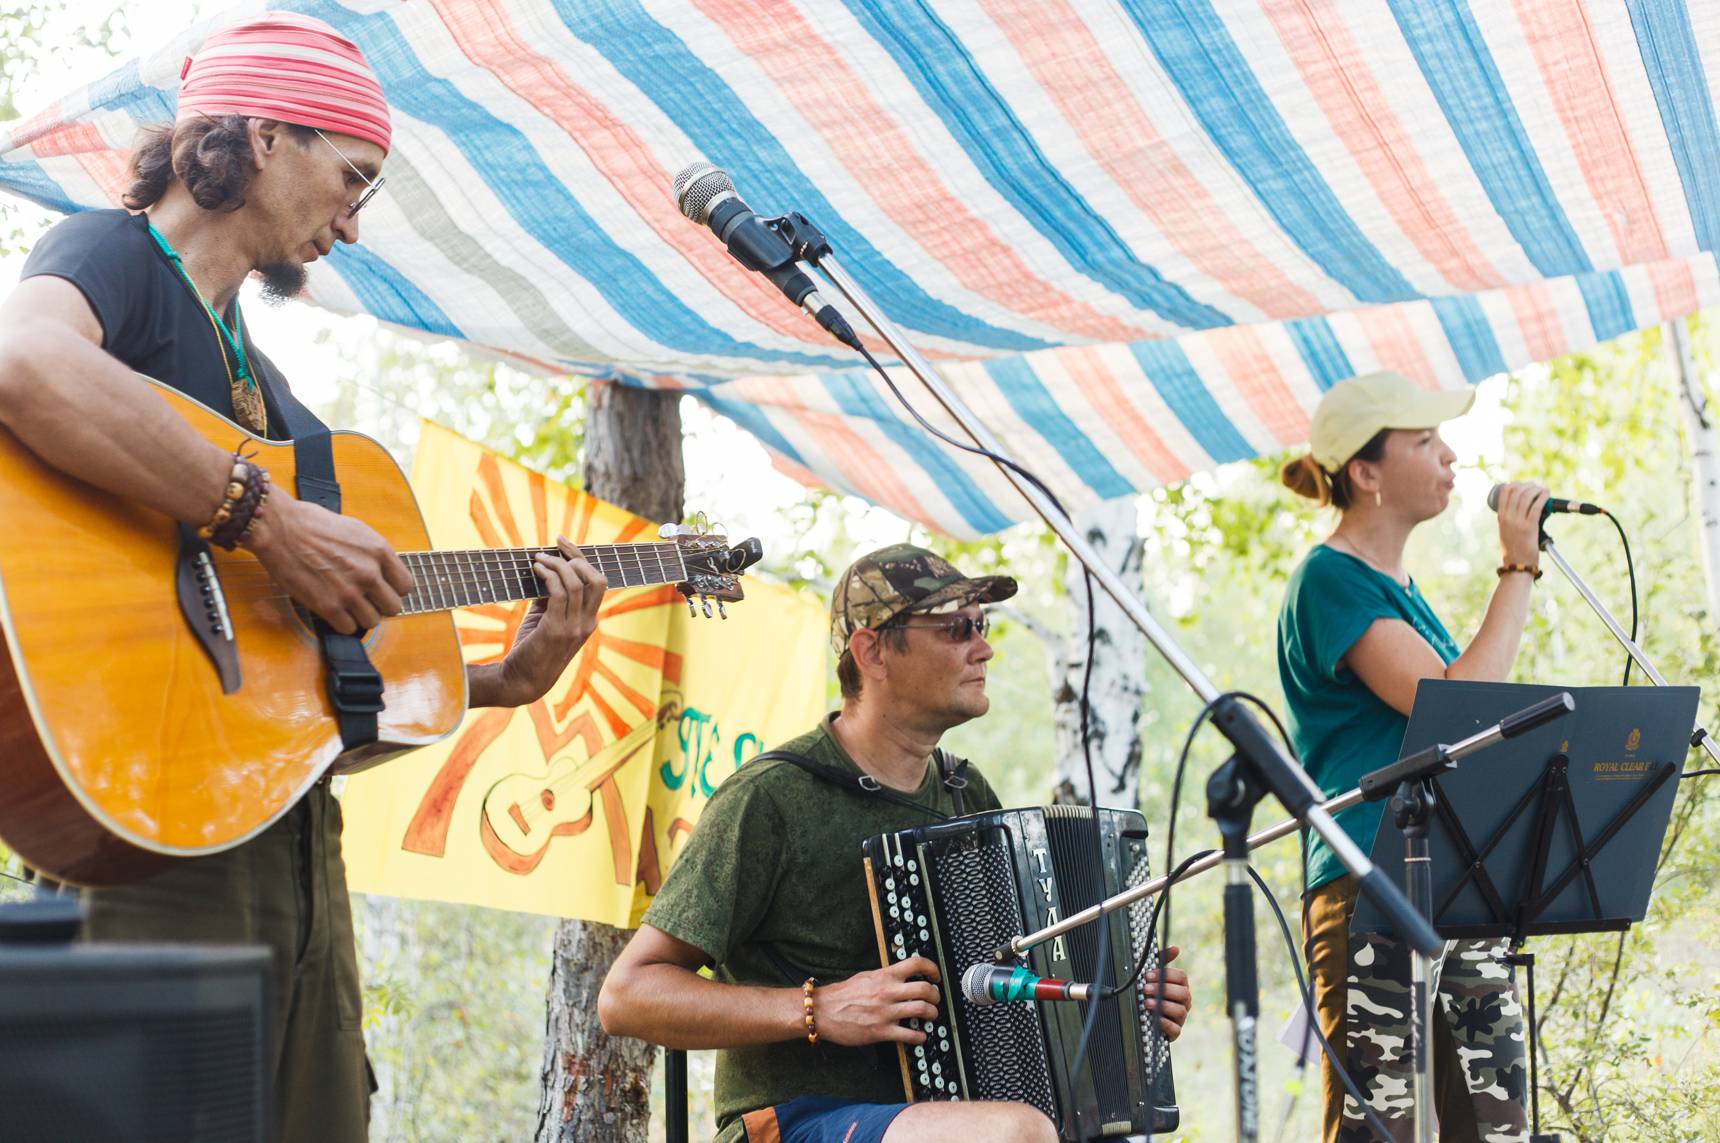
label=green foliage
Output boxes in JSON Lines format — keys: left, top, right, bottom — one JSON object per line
{"left": 0, "top": 3, "right": 129, "bottom": 122}
{"left": 0, "top": 2, "right": 131, "bottom": 256}
{"left": 354, "top": 896, "right": 559, "bottom": 1143}
{"left": 301, "top": 318, "right": 588, "bottom": 484}
{"left": 1124, "top": 326, "right": 1720, "bottom": 1141}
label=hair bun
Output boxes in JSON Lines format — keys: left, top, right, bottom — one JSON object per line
{"left": 1279, "top": 454, "right": 1332, "bottom": 505}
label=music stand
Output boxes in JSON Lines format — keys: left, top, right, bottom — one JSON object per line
{"left": 1354, "top": 679, "right": 1699, "bottom": 1141}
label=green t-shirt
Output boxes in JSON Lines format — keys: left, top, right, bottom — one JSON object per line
{"left": 1276, "top": 545, "right": 1459, "bottom": 892}
{"left": 641, "top": 712, "right": 1003, "bottom": 1133}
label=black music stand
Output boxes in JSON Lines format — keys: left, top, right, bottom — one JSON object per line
{"left": 1354, "top": 679, "right": 1698, "bottom": 1141}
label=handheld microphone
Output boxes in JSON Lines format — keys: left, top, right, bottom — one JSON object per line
{"left": 960, "top": 962, "right": 1096, "bottom": 1006}
{"left": 672, "top": 163, "right": 861, "bottom": 349}
{"left": 1486, "top": 484, "right": 1605, "bottom": 518}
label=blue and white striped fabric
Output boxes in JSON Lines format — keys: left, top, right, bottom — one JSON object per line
{"left": 5, "top": 0, "right": 1719, "bottom": 535}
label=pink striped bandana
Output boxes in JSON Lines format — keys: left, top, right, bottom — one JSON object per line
{"left": 178, "top": 12, "right": 391, "bottom": 154}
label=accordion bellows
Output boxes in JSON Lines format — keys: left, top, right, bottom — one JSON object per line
{"left": 863, "top": 806, "right": 1179, "bottom": 1140}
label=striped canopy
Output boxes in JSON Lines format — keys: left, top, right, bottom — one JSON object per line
{"left": 5, "top": 0, "right": 1718, "bottom": 536}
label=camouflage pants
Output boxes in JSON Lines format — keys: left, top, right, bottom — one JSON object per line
{"left": 1304, "top": 875, "right": 1529, "bottom": 1142}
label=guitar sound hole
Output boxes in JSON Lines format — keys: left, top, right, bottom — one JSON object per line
{"left": 540, "top": 790, "right": 555, "bottom": 812}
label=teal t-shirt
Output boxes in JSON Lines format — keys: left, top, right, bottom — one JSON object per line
{"left": 1276, "top": 545, "right": 1460, "bottom": 892}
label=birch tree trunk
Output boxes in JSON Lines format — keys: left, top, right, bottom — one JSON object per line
{"left": 1050, "top": 497, "right": 1147, "bottom": 810}
{"left": 1668, "top": 317, "right": 1720, "bottom": 617}
{"left": 535, "top": 381, "right": 684, "bottom": 1143}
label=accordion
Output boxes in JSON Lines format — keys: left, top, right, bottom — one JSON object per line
{"left": 861, "top": 805, "right": 1178, "bottom": 1140}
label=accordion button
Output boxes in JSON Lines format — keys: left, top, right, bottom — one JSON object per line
{"left": 932, "top": 1062, "right": 942, "bottom": 1076}
{"left": 909, "top": 873, "right": 920, "bottom": 886}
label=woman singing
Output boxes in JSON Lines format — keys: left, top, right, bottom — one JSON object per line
{"left": 1276, "top": 371, "right": 1547, "bottom": 1142}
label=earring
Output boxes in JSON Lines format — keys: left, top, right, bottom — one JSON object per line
{"left": 1374, "top": 490, "right": 1382, "bottom": 508}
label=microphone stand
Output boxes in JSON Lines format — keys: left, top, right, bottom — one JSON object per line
{"left": 1352, "top": 692, "right": 1576, "bottom": 1143}
{"left": 771, "top": 215, "right": 1441, "bottom": 1143}
{"left": 1540, "top": 527, "right": 1720, "bottom": 766}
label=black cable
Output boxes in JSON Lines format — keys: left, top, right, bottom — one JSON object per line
{"left": 854, "top": 343, "right": 1073, "bottom": 519}
{"left": 849, "top": 339, "right": 1117, "bottom": 1085}
{"left": 1682, "top": 769, "right": 1720, "bottom": 778}
{"left": 1601, "top": 510, "right": 1639, "bottom": 686}
{"left": 1069, "top": 568, "right": 1114, "bottom": 1081}
{"left": 1248, "top": 864, "right": 1394, "bottom": 1143}
{"left": 1139, "top": 690, "right": 1380, "bottom": 1141}
{"left": 0, "top": 866, "right": 33, "bottom": 888}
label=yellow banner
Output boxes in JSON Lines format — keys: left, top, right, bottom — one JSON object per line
{"left": 341, "top": 423, "right": 827, "bottom": 925}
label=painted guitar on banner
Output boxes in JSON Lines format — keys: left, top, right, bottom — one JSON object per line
{"left": 0, "top": 376, "right": 761, "bottom": 886}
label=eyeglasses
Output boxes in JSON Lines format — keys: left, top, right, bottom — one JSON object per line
{"left": 889, "top": 613, "right": 991, "bottom": 643}
{"left": 314, "top": 128, "right": 386, "bottom": 218}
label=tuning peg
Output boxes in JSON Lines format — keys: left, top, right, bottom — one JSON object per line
{"left": 686, "top": 596, "right": 697, "bottom": 618}
{"left": 701, "top": 596, "right": 713, "bottom": 618}
{"left": 717, "top": 600, "right": 727, "bottom": 620}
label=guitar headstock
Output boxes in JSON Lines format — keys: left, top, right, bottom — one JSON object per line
{"left": 662, "top": 516, "right": 763, "bottom": 619}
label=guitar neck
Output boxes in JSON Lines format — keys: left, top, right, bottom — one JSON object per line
{"left": 398, "top": 543, "right": 688, "bottom": 615}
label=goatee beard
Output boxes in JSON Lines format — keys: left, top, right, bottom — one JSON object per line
{"left": 257, "top": 262, "right": 307, "bottom": 304}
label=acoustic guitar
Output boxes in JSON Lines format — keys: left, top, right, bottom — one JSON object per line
{"left": 0, "top": 377, "right": 761, "bottom": 886}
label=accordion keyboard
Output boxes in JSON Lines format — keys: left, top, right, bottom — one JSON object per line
{"left": 862, "top": 806, "right": 1177, "bottom": 1141}
{"left": 870, "top": 834, "right": 966, "bottom": 1099}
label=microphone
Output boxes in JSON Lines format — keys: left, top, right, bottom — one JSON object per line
{"left": 672, "top": 163, "right": 861, "bottom": 349}
{"left": 960, "top": 962, "right": 1096, "bottom": 1006}
{"left": 1486, "top": 484, "right": 1604, "bottom": 517}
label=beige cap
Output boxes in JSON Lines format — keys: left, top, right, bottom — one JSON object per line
{"left": 1309, "top": 371, "right": 1475, "bottom": 472}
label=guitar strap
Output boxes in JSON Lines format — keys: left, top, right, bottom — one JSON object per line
{"left": 262, "top": 376, "right": 386, "bottom": 752}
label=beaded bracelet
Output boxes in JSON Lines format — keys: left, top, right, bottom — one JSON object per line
{"left": 199, "top": 450, "right": 269, "bottom": 551}
{"left": 224, "top": 468, "right": 272, "bottom": 550}
{"left": 802, "top": 978, "right": 818, "bottom": 1046}
{"left": 1497, "top": 562, "right": 1542, "bottom": 581}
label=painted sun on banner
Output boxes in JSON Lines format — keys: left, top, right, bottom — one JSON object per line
{"left": 341, "top": 423, "right": 826, "bottom": 924}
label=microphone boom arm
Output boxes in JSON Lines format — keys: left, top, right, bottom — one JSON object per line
{"left": 806, "top": 248, "right": 1442, "bottom": 959}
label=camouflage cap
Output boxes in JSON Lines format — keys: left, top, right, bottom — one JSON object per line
{"left": 830, "top": 543, "right": 1017, "bottom": 656}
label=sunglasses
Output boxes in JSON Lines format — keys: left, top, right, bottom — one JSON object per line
{"left": 888, "top": 613, "right": 991, "bottom": 643}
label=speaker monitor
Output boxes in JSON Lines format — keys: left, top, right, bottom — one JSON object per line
{"left": 0, "top": 911, "right": 269, "bottom": 1143}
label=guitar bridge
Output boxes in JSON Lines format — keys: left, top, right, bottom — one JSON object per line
{"left": 174, "top": 525, "right": 241, "bottom": 694}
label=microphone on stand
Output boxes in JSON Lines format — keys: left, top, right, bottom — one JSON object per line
{"left": 671, "top": 162, "right": 861, "bottom": 349}
{"left": 1486, "top": 484, "right": 1605, "bottom": 518}
{"left": 960, "top": 962, "right": 1097, "bottom": 1006}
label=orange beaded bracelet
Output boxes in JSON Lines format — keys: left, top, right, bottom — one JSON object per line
{"left": 1497, "top": 563, "right": 1542, "bottom": 581}
{"left": 802, "top": 978, "right": 818, "bottom": 1046}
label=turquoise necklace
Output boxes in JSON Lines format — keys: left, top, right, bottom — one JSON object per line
{"left": 145, "top": 219, "right": 255, "bottom": 392}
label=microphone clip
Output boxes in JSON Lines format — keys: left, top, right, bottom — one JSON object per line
{"left": 767, "top": 211, "right": 834, "bottom": 266}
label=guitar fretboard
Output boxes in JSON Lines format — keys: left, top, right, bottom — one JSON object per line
{"left": 398, "top": 544, "right": 689, "bottom": 614}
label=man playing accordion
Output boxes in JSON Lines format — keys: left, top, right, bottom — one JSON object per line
{"left": 601, "top": 543, "right": 1191, "bottom": 1143}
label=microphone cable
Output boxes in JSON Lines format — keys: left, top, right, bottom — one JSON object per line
{"left": 1138, "top": 689, "right": 1395, "bottom": 1143}
{"left": 1598, "top": 510, "right": 1639, "bottom": 686}
{"left": 845, "top": 339, "right": 1118, "bottom": 1089}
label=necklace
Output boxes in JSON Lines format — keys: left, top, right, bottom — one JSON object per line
{"left": 1327, "top": 532, "right": 1410, "bottom": 588}
{"left": 144, "top": 219, "right": 267, "bottom": 436}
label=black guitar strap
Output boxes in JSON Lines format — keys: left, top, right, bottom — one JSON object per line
{"left": 261, "top": 377, "right": 385, "bottom": 752}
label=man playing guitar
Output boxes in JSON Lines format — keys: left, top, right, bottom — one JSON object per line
{"left": 0, "top": 14, "right": 604, "bottom": 1140}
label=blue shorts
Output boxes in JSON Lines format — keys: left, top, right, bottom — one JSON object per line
{"left": 739, "top": 1096, "right": 911, "bottom": 1143}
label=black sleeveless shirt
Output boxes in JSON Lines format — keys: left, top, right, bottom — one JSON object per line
{"left": 22, "top": 209, "right": 297, "bottom": 441}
